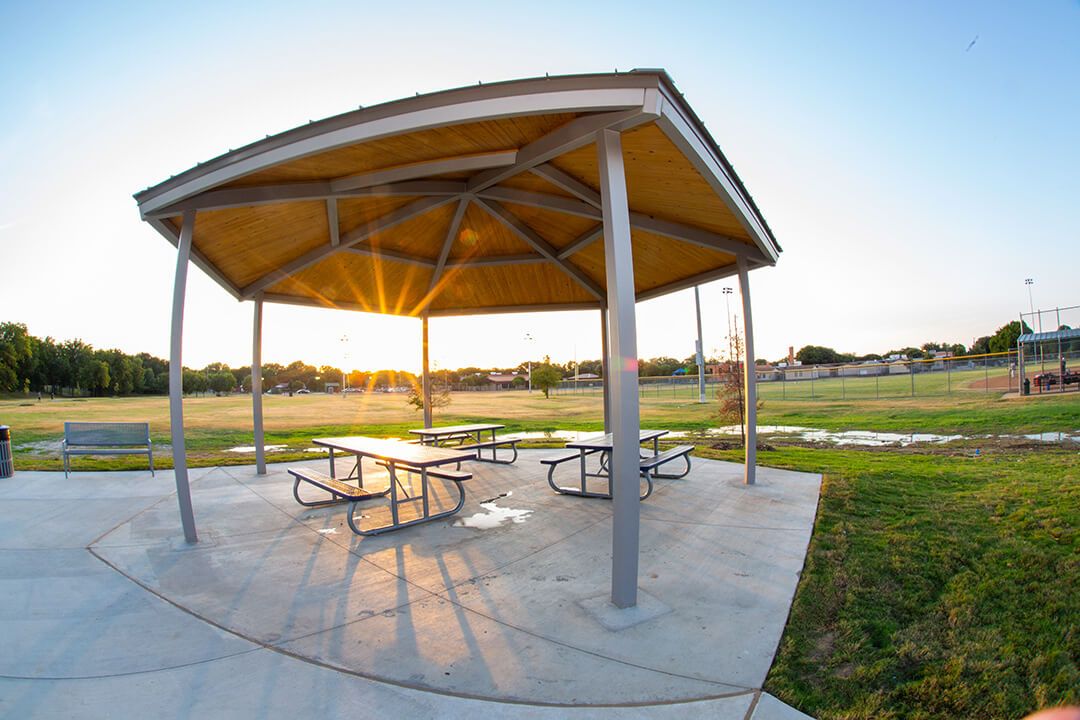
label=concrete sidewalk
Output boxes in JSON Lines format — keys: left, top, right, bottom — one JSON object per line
{"left": 0, "top": 451, "right": 821, "bottom": 718}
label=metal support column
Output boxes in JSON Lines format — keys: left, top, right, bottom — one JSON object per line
{"left": 737, "top": 256, "right": 757, "bottom": 486}
{"left": 598, "top": 128, "right": 640, "bottom": 608}
{"left": 601, "top": 308, "right": 612, "bottom": 434}
{"left": 694, "top": 286, "right": 706, "bottom": 403}
{"left": 169, "top": 210, "right": 198, "bottom": 543}
{"left": 422, "top": 315, "right": 432, "bottom": 428}
{"left": 252, "top": 293, "right": 266, "bottom": 475}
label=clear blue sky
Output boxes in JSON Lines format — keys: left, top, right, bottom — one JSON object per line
{"left": 2, "top": 1, "right": 1078, "bottom": 372}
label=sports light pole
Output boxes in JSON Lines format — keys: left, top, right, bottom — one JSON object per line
{"left": 694, "top": 286, "right": 706, "bottom": 403}
{"left": 524, "top": 332, "right": 534, "bottom": 393}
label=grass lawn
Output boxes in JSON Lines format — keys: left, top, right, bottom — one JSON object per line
{"left": 698, "top": 443, "right": 1080, "bottom": 719}
{"left": 2, "top": 388, "right": 1078, "bottom": 718}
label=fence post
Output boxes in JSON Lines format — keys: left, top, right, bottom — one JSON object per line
{"left": 841, "top": 371, "right": 846, "bottom": 399}
{"left": 876, "top": 373, "right": 879, "bottom": 399}
{"left": 910, "top": 361, "right": 915, "bottom": 397}
{"left": 947, "top": 357, "right": 951, "bottom": 394}
{"left": 985, "top": 355, "right": 989, "bottom": 394}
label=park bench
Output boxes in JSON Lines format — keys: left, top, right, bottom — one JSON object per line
{"left": 62, "top": 422, "right": 154, "bottom": 477}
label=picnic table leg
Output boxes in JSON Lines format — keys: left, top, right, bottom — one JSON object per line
{"left": 388, "top": 464, "right": 401, "bottom": 528}
{"left": 421, "top": 467, "right": 430, "bottom": 519}
{"left": 579, "top": 449, "right": 588, "bottom": 494}
{"left": 328, "top": 448, "right": 336, "bottom": 479}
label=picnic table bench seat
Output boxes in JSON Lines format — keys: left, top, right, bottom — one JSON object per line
{"left": 454, "top": 438, "right": 519, "bottom": 464}
{"left": 289, "top": 467, "right": 387, "bottom": 507}
{"left": 62, "top": 422, "right": 154, "bottom": 477}
{"left": 543, "top": 443, "right": 694, "bottom": 500}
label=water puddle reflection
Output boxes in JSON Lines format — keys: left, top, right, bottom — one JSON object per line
{"left": 454, "top": 491, "right": 533, "bottom": 530}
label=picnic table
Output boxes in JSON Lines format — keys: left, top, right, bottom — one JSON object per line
{"left": 541, "top": 429, "right": 694, "bottom": 500}
{"left": 409, "top": 423, "right": 519, "bottom": 464}
{"left": 289, "top": 436, "right": 476, "bottom": 535}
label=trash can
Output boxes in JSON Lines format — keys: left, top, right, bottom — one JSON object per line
{"left": 1023, "top": 378, "right": 1031, "bottom": 396}
{"left": 0, "top": 425, "right": 12, "bottom": 478}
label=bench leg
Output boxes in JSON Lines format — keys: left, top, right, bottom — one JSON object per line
{"left": 347, "top": 479, "right": 467, "bottom": 536}
{"left": 650, "top": 454, "right": 692, "bottom": 480}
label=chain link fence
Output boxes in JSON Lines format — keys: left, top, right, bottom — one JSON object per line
{"left": 551, "top": 348, "right": 1080, "bottom": 401}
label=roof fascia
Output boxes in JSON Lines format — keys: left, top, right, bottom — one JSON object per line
{"left": 136, "top": 80, "right": 660, "bottom": 216}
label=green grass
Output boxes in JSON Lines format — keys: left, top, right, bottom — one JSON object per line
{"left": 3, "top": 389, "right": 1079, "bottom": 717}
{"left": 698, "top": 444, "right": 1080, "bottom": 719}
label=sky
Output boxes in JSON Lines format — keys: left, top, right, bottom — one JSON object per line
{"left": 2, "top": 1, "right": 1078, "bottom": 374}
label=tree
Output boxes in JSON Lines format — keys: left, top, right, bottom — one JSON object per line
{"left": 210, "top": 372, "right": 236, "bottom": 394}
{"left": 530, "top": 364, "right": 562, "bottom": 398}
{"left": 714, "top": 317, "right": 763, "bottom": 445}
{"left": 406, "top": 384, "right": 451, "bottom": 413}
{"left": 0, "top": 322, "right": 32, "bottom": 391}
{"left": 989, "top": 320, "right": 1032, "bottom": 354}
{"left": 795, "top": 345, "right": 853, "bottom": 365}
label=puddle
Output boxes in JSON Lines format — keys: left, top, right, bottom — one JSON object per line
{"left": 226, "top": 444, "right": 287, "bottom": 453}
{"left": 454, "top": 492, "right": 533, "bottom": 529}
{"left": 676, "top": 425, "right": 1080, "bottom": 446}
{"left": 224, "top": 445, "right": 329, "bottom": 454}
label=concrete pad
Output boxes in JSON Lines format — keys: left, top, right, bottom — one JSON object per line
{"left": 752, "top": 692, "right": 817, "bottom": 720}
{"left": 0, "top": 453, "right": 822, "bottom": 717}
{"left": 0, "top": 547, "right": 254, "bottom": 678}
{"left": 0, "top": 649, "right": 758, "bottom": 719}
{"left": 579, "top": 588, "right": 672, "bottom": 631}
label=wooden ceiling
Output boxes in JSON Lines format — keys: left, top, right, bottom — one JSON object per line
{"left": 139, "top": 71, "right": 779, "bottom": 317}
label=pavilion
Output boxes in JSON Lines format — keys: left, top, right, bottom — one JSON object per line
{"left": 134, "top": 69, "right": 781, "bottom": 608}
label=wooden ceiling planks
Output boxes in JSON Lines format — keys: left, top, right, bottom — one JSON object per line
{"left": 549, "top": 123, "right": 754, "bottom": 243}
{"left": 427, "top": 263, "right": 595, "bottom": 312}
{"left": 336, "top": 196, "right": 421, "bottom": 239}
{"left": 219, "top": 113, "right": 581, "bottom": 188}
{"left": 186, "top": 201, "right": 330, "bottom": 288}
{"left": 363, "top": 201, "right": 456, "bottom": 258}
{"left": 495, "top": 171, "right": 579, "bottom": 200}
{"left": 268, "top": 251, "right": 433, "bottom": 316}
{"left": 447, "top": 202, "right": 534, "bottom": 259}
{"left": 499, "top": 202, "right": 598, "bottom": 252}
{"left": 627, "top": 229, "right": 734, "bottom": 293}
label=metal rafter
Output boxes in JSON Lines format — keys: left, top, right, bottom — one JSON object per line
{"left": 144, "top": 181, "right": 465, "bottom": 219}
{"left": 331, "top": 152, "right": 517, "bottom": 192}
{"left": 428, "top": 197, "right": 470, "bottom": 293}
{"left": 476, "top": 186, "right": 601, "bottom": 220}
{"left": 473, "top": 186, "right": 765, "bottom": 261}
{"left": 344, "top": 244, "right": 436, "bottom": 269}
{"left": 239, "top": 195, "right": 454, "bottom": 297}
{"left": 557, "top": 224, "right": 603, "bottom": 259}
{"left": 326, "top": 199, "right": 339, "bottom": 246}
{"left": 472, "top": 197, "right": 606, "bottom": 302}
{"left": 466, "top": 108, "right": 654, "bottom": 194}
{"left": 529, "top": 163, "right": 602, "bottom": 208}
{"left": 445, "top": 253, "right": 547, "bottom": 268}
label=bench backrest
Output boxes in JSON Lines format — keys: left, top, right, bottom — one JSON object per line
{"left": 65, "top": 422, "right": 150, "bottom": 446}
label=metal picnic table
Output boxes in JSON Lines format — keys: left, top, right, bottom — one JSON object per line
{"left": 289, "top": 436, "right": 477, "bottom": 535}
{"left": 408, "top": 423, "right": 519, "bottom": 464}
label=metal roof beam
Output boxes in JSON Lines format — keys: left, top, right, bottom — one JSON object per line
{"left": 445, "top": 253, "right": 547, "bottom": 268}
{"left": 473, "top": 197, "right": 606, "bottom": 302}
{"left": 326, "top": 200, "right": 339, "bottom": 246}
{"left": 344, "top": 244, "right": 436, "bottom": 269}
{"left": 239, "top": 195, "right": 454, "bottom": 298}
{"left": 476, "top": 187, "right": 601, "bottom": 220}
{"left": 472, "top": 187, "right": 763, "bottom": 261}
{"left": 427, "top": 197, "right": 470, "bottom": 294}
{"left": 529, "top": 163, "right": 602, "bottom": 208}
{"left": 144, "top": 181, "right": 465, "bottom": 219}
{"left": 467, "top": 107, "right": 654, "bottom": 193}
{"left": 331, "top": 152, "right": 517, "bottom": 192}
{"left": 558, "top": 224, "right": 603, "bottom": 259}
{"left": 627, "top": 214, "right": 764, "bottom": 260}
